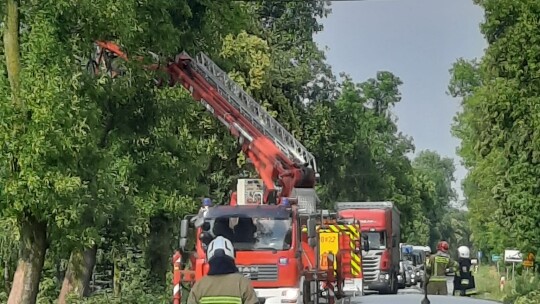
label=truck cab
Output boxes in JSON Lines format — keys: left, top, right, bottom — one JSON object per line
{"left": 196, "top": 204, "right": 302, "bottom": 303}
{"left": 335, "top": 202, "right": 400, "bottom": 294}
{"left": 179, "top": 180, "right": 325, "bottom": 304}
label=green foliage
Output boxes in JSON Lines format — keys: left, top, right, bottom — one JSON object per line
{"left": 473, "top": 266, "right": 540, "bottom": 304}
{"left": 221, "top": 31, "right": 271, "bottom": 92}
{"left": 0, "top": 0, "right": 471, "bottom": 302}
{"left": 504, "top": 274, "right": 540, "bottom": 304}
{"left": 450, "top": 0, "right": 540, "bottom": 258}
{"left": 302, "top": 74, "right": 461, "bottom": 248}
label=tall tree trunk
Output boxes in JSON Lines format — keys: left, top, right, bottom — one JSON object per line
{"left": 4, "top": 260, "right": 11, "bottom": 293}
{"left": 57, "top": 245, "right": 98, "bottom": 304}
{"left": 5, "top": 2, "right": 47, "bottom": 303}
{"left": 113, "top": 253, "right": 121, "bottom": 298}
{"left": 146, "top": 214, "right": 171, "bottom": 286}
{"left": 4, "top": 0, "right": 21, "bottom": 106}
{"left": 7, "top": 215, "right": 47, "bottom": 304}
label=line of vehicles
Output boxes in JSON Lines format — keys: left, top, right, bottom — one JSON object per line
{"left": 89, "top": 41, "right": 413, "bottom": 303}
{"left": 398, "top": 244, "right": 431, "bottom": 289}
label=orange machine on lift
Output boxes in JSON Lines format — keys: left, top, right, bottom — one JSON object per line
{"left": 87, "top": 41, "right": 363, "bottom": 304}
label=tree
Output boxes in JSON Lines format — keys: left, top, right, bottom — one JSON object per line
{"left": 0, "top": 0, "right": 478, "bottom": 302}
{"left": 411, "top": 150, "right": 457, "bottom": 248}
{"left": 451, "top": 0, "right": 540, "bottom": 257}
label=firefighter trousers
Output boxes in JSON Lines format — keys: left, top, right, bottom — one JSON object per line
{"left": 427, "top": 281, "right": 448, "bottom": 295}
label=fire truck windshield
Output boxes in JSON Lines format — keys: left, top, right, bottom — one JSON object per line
{"left": 205, "top": 216, "right": 293, "bottom": 251}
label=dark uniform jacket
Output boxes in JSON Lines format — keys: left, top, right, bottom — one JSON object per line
{"left": 425, "top": 251, "right": 458, "bottom": 282}
{"left": 187, "top": 256, "right": 259, "bottom": 304}
{"left": 453, "top": 258, "right": 476, "bottom": 295}
{"left": 187, "top": 273, "right": 259, "bottom": 304}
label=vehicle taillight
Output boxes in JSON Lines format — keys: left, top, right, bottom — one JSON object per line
{"left": 380, "top": 250, "right": 390, "bottom": 271}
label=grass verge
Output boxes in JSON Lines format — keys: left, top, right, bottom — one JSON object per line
{"left": 472, "top": 265, "right": 540, "bottom": 304}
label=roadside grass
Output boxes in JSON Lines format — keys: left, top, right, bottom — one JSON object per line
{"left": 473, "top": 266, "right": 506, "bottom": 301}
{"left": 473, "top": 266, "right": 540, "bottom": 304}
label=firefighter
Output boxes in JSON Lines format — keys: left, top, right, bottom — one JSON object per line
{"left": 425, "top": 241, "right": 458, "bottom": 295}
{"left": 213, "top": 217, "right": 235, "bottom": 241}
{"left": 187, "top": 236, "right": 259, "bottom": 304}
{"left": 453, "top": 246, "right": 476, "bottom": 296}
{"left": 234, "top": 217, "right": 257, "bottom": 243}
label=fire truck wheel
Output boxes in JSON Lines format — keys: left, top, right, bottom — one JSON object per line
{"left": 302, "top": 279, "right": 313, "bottom": 304}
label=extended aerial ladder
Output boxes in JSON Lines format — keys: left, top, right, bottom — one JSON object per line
{"left": 89, "top": 41, "right": 318, "bottom": 206}
{"left": 87, "top": 42, "right": 358, "bottom": 304}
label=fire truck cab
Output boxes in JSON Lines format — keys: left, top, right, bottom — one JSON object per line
{"left": 191, "top": 203, "right": 306, "bottom": 303}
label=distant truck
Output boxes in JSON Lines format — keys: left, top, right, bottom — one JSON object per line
{"left": 335, "top": 202, "right": 400, "bottom": 294}
{"left": 412, "top": 245, "right": 431, "bottom": 287}
{"left": 412, "top": 245, "right": 430, "bottom": 266}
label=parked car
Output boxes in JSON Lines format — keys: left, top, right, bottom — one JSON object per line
{"left": 398, "top": 261, "right": 407, "bottom": 289}
{"left": 416, "top": 264, "right": 426, "bottom": 288}
{"left": 406, "top": 263, "right": 417, "bottom": 286}
{"left": 403, "top": 261, "right": 414, "bottom": 287}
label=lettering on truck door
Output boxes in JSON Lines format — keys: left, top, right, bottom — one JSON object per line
{"left": 319, "top": 231, "right": 339, "bottom": 269}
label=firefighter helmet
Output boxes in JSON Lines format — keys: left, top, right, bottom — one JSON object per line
{"left": 458, "top": 246, "right": 470, "bottom": 259}
{"left": 437, "top": 241, "right": 449, "bottom": 253}
{"left": 207, "top": 236, "right": 235, "bottom": 261}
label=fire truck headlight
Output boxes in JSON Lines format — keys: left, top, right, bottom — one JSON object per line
{"left": 281, "top": 288, "right": 299, "bottom": 300}
{"left": 279, "top": 257, "right": 288, "bottom": 265}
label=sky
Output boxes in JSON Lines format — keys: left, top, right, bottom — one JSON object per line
{"left": 313, "top": 0, "right": 488, "bottom": 202}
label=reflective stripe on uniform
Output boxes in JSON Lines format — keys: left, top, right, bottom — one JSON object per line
{"left": 428, "top": 276, "right": 448, "bottom": 282}
{"left": 200, "top": 296, "right": 242, "bottom": 304}
{"left": 434, "top": 256, "right": 448, "bottom": 276}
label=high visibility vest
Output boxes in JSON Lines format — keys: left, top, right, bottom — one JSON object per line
{"left": 200, "top": 296, "right": 242, "bottom": 304}
{"left": 426, "top": 254, "right": 455, "bottom": 282}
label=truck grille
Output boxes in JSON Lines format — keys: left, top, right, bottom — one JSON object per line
{"left": 362, "top": 256, "right": 381, "bottom": 282}
{"left": 237, "top": 264, "right": 278, "bottom": 281}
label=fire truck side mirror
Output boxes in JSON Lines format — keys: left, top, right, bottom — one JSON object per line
{"left": 307, "top": 218, "right": 317, "bottom": 239}
{"left": 180, "top": 219, "right": 189, "bottom": 238}
{"left": 179, "top": 238, "right": 187, "bottom": 250}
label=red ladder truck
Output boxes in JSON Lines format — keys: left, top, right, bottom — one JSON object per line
{"left": 88, "top": 41, "right": 364, "bottom": 304}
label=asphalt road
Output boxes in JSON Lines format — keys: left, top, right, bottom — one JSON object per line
{"left": 397, "top": 276, "right": 454, "bottom": 295}
{"left": 344, "top": 277, "right": 500, "bottom": 304}
{"left": 361, "top": 276, "right": 454, "bottom": 297}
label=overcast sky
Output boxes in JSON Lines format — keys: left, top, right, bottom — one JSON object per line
{"left": 314, "top": 0, "right": 488, "bottom": 201}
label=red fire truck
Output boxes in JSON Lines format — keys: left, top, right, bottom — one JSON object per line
{"left": 89, "top": 42, "right": 365, "bottom": 303}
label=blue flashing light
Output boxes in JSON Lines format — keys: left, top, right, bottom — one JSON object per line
{"left": 281, "top": 198, "right": 290, "bottom": 206}
{"left": 202, "top": 198, "right": 213, "bottom": 207}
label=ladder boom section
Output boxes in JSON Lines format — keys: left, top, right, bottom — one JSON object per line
{"left": 90, "top": 42, "right": 317, "bottom": 201}
{"left": 190, "top": 52, "right": 318, "bottom": 174}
